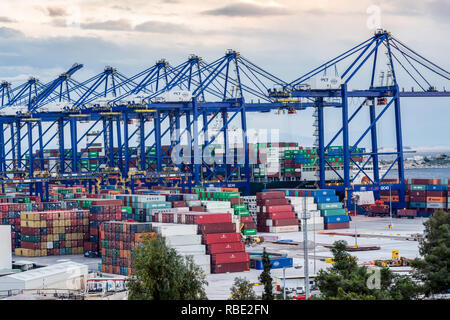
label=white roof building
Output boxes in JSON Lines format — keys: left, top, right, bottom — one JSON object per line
{"left": 0, "top": 225, "right": 12, "bottom": 270}
{"left": 0, "top": 261, "right": 88, "bottom": 293}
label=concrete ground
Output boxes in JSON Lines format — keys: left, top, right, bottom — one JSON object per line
{"left": 11, "top": 215, "right": 427, "bottom": 300}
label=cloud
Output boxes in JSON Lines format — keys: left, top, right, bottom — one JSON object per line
{"left": 47, "top": 6, "right": 68, "bottom": 17}
{"left": 134, "top": 20, "right": 189, "bottom": 33}
{"left": 427, "top": 0, "right": 450, "bottom": 23}
{"left": 0, "top": 27, "right": 23, "bottom": 38}
{"left": 202, "top": 2, "right": 291, "bottom": 17}
{"left": 81, "top": 19, "right": 133, "bottom": 31}
{"left": 0, "top": 16, "right": 15, "bottom": 23}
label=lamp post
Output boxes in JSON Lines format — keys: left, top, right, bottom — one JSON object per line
{"left": 389, "top": 185, "right": 393, "bottom": 229}
{"left": 352, "top": 193, "right": 360, "bottom": 248}
{"left": 302, "top": 195, "right": 311, "bottom": 299}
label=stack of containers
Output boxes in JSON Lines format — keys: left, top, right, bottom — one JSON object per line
{"left": 256, "top": 191, "right": 298, "bottom": 233}
{"left": 286, "top": 195, "right": 323, "bottom": 231}
{"left": 283, "top": 149, "right": 302, "bottom": 179}
{"left": 311, "top": 190, "right": 348, "bottom": 229}
{"left": 426, "top": 184, "right": 447, "bottom": 211}
{"left": 152, "top": 222, "right": 211, "bottom": 275}
{"left": 79, "top": 199, "right": 123, "bottom": 257}
{"left": 277, "top": 189, "right": 348, "bottom": 229}
{"left": 114, "top": 194, "right": 171, "bottom": 222}
{"left": 16, "top": 210, "right": 89, "bottom": 257}
{"left": 99, "top": 221, "right": 155, "bottom": 276}
{"left": 409, "top": 185, "right": 427, "bottom": 210}
{"left": 182, "top": 211, "right": 249, "bottom": 273}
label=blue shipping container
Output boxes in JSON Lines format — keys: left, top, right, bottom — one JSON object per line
{"left": 409, "top": 202, "right": 427, "bottom": 209}
{"left": 426, "top": 185, "right": 447, "bottom": 191}
{"left": 324, "top": 215, "right": 350, "bottom": 223}
{"left": 315, "top": 195, "right": 340, "bottom": 203}
{"left": 251, "top": 257, "right": 293, "bottom": 270}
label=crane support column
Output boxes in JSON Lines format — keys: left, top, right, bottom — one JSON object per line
{"left": 70, "top": 117, "right": 78, "bottom": 173}
{"left": 0, "top": 122, "right": 5, "bottom": 172}
{"left": 369, "top": 98, "right": 380, "bottom": 199}
{"left": 116, "top": 115, "right": 123, "bottom": 172}
{"left": 155, "top": 111, "right": 163, "bottom": 185}
{"left": 341, "top": 83, "right": 351, "bottom": 208}
{"left": 10, "top": 123, "right": 16, "bottom": 170}
{"left": 123, "top": 113, "right": 129, "bottom": 175}
{"left": 16, "top": 121, "right": 22, "bottom": 169}
{"left": 58, "top": 118, "right": 65, "bottom": 173}
{"left": 317, "top": 98, "right": 326, "bottom": 189}
{"left": 139, "top": 114, "right": 146, "bottom": 171}
{"left": 38, "top": 121, "right": 44, "bottom": 171}
{"left": 240, "top": 103, "right": 250, "bottom": 195}
{"left": 394, "top": 85, "right": 406, "bottom": 207}
{"left": 222, "top": 109, "right": 230, "bottom": 182}
{"left": 192, "top": 99, "right": 200, "bottom": 185}
{"left": 108, "top": 118, "right": 114, "bottom": 168}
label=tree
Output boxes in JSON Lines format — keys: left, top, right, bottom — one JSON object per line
{"left": 314, "top": 240, "right": 419, "bottom": 300}
{"left": 229, "top": 277, "right": 257, "bottom": 300}
{"left": 411, "top": 209, "right": 450, "bottom": 297}
{"left": 259, "top": 247, "right": 274, "bottom": 300}
{"left": 128, "top": 236, "right": 208, "bottom": 300}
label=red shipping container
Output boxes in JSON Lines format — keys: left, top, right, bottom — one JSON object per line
{"left": 262, "top": 211, "right": 296, "bottom": 220}
{"left": 211, "top": 252, "right": 250, "bottom": 264}
{"left": 198, "top": 223, "right": 236, "bottom": 234}
{"left": 204, "top": 232, "right": 241, "bottom": 244}
{"left": 256, "top": 191, "right": 285, "bottom": 200}
{"left": 207, "top": 242, "right": 245, "bottom": 254}
{"left": 324, "top": 222, "right": 350, "bottom": 230}
{"left": 172, "top": 201, "right": 187, "bottom": 208}
{"left": 426, "top": 190, "right": 447, "bottom": 197}
{"left": 188, "top": 213, "right": 232, "bottom": 225}
{"left": 410, "top": 196, "right": 426, "bottom": 203}
{"left": 229, "top": 198, "right": 244, "bottom": 205}
{"left": 409, "top": 190, "right": 426, "bottom": 197}
{"left": 242, "top": 222, "right": 257, "bottom": 229}
{"left": 259, "top": 205, "right": 292, "bottom": 213}
{"left": 190, "top": 206, "right": 205, "bottom": 212}
{"left": 240, "top": 216, "right": 254, "bottom": 223}
{"left": 267, "top": 218, "right": 299, "bottom": 227}
{"left": 256, "top": 198, "right": 289, "bottom": 206}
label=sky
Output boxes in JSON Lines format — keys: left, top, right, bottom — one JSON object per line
{"left": 0, "top": 0, "right": 449, "bottom": 151}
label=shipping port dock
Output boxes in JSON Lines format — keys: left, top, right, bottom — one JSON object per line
{"left": 0, "top": 29, "right": 449, "bottom": 299}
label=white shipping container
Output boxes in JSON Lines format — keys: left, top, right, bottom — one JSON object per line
{"left": 187, "top": 200, "right": 201, "bottom": 207}
{"left": 287, "top": 197, "right": 315, "bottom": 204}
{"left": 164, "top": 234, "right": 202, "bottom": 246}
{"left": 269, "top": 225, "right": 299, "bottom": 233}
{"left": 173, "top": 244, "right": 206, "bottom": 254}
{"left": 202, "top": 201, "right": 231, "bottom": 209}
{"left": 198, "top": 263, "right": 211, "bottom": 275}
{"left": 0, "top": 226, "right": 12, "bottom": 269}
{"left": 206, "top": 208, "right": 234, "bottom": 214}
{"left": 265, "top": 219, "right": 299, "bottom": 227}
{"left": 151, "top": 223, "right": 198, "bottom": 236}
{"left": 178, "top": 254, "right": 211, "bottom": 266}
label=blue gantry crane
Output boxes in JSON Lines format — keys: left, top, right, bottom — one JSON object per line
{"left": 271, "top": 29, "right": 450, "bottom": 208}
{"left": 0, "top": 30, "right": 448, "bottom": 207}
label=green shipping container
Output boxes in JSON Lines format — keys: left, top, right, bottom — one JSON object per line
{"left": 318, "top": 202, "right": 343, "bottom": 210}
{"left": 242, "top": 229, "right": 257, "bottom": 236}
{"left": 320, "top": 209, "right": 347, "bottom": 217}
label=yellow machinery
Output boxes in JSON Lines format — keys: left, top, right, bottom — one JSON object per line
{"left": 239, "top": 223, "right": 263, "bottom": 246}
{"left": 373, "top": 250, "right": 412, "bottom": 267}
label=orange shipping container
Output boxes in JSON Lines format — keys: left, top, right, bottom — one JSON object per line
{"left": 427, "top": 197, "right": 446, "bottom": 203}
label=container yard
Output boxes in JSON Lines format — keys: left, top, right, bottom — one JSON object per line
{"left": 0, "top": 0, "right": 449, "bottom": 303}
{"left": 0, "top": 180, "right": 445, "bottom": 299}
